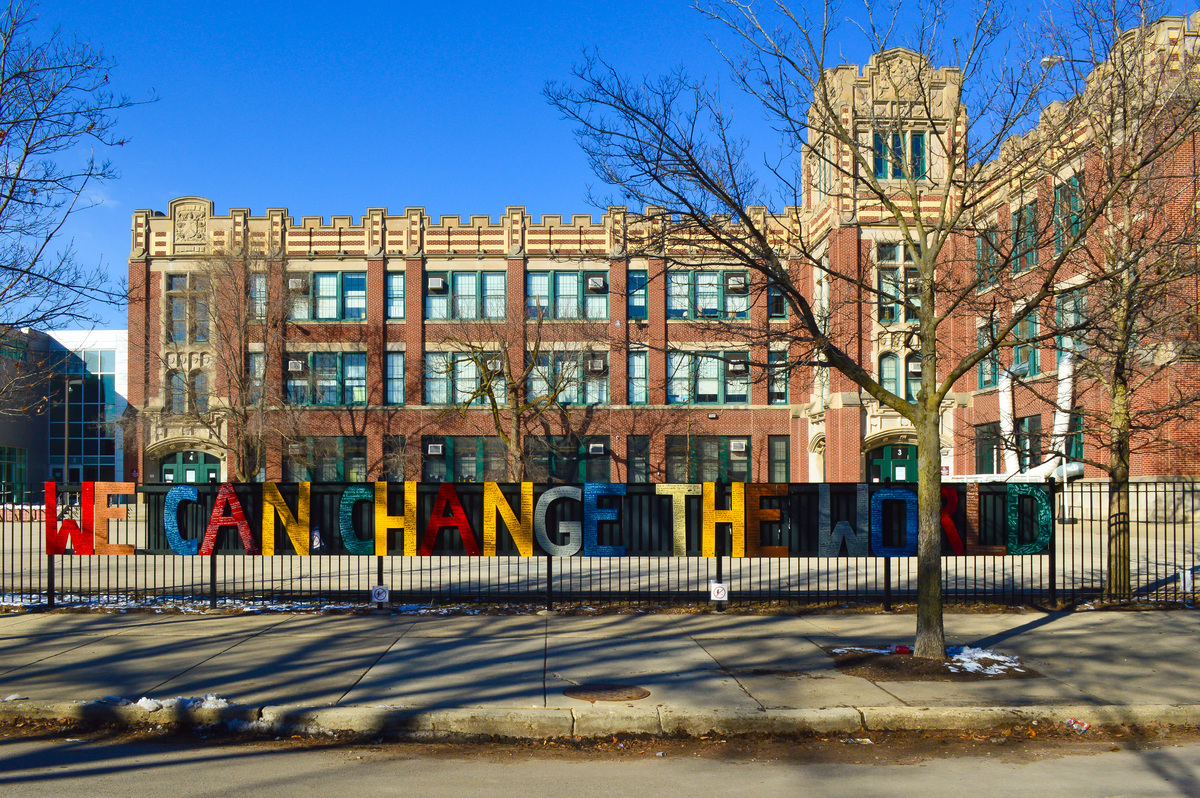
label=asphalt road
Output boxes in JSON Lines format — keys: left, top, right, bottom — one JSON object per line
{"left": 1, "top": 736, "right": 1198, "bottom": 797}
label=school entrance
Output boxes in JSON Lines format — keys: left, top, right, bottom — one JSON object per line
{"left": 867, "top": 443, "right": 918, "bottom": 484}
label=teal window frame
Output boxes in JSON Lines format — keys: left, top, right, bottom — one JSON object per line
{"left": 628, "top": 350, "right": 648, "bottom": 405}
{"left": 873, "top": 131, "right": 926, "bottom": 180}
{"left": 386, "top": 273, "right": 405, "bottom": 319}
{"left": 904, "top": 354, "right": 921, "bottom": 402}
{"left": 525, "top": 435, "right": 611, "bottom": 483}
{"left": 1013, "top": 200, "right": 1038, "bottom": 272}
{"left": 976, "top": 229, "right": 999, "bottom": 288}
{"left": 879, "top": 352, "right": 899, "bottom": 397}
{"left": 289, "top": 272, "right": 367, "bottom": 321}
{"left": 664, "top": 270, "right": 750, "bottom": 320}
{"left": 525, "top": 270, "right": 609, "bottom": 320}
{"left": 665, "top": 435, "right": 750, "bottom": 483}
{"left": 877, "top": 243, "right": 918, "bottom": 324}
{"left": 528, "top": 351, "right": 609, "bottom": 406}
{"left": 422, "top": 435, "right": 506, "bottom": 483}
{"left": 768, "top": 351, "right": 788, "bottom": 404}
{"left": 287, "top": 436, "right": 368, "bottom": 483}
{"left": 1014, "top": 313, "right": 1039, "bottom": 375}
{"left": 628, "top": 435, "right": 650, "bottom": 483}
{"left": 284, "top": 352, "right": 367, "bottom": 406}
{"left": 426, "top": 271, "right": 507, "bottom": 321}
{"left": 768, "top": 435, "right": 790, "bottom": 483}
{"left": 1053, "top": 175, "right": 1082, "bottom": 255}
{"left": 977, "top": 325, "right": 999, "bottom": 388}
{"left": 666, "top": 351, "right": 750, "bottom": 405}
{"left": 385, "top": 352, "right": 405, "bottom": 405}
{"left": 1056, "top": 291, "right": 1087, "bottom": 366}
{"left": 627, "top": 270, "right": 648, "bottom": 319}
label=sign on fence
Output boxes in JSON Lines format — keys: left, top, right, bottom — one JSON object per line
{"left": 44, "top": 480, "right": 1053, "bottom": 559}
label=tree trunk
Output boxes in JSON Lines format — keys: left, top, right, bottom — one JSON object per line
{"left": 914, "top": 406, "right": 946, "bottom": 659}
{"left": 1106, "top": 379, "right": 1132, "bottom": 599}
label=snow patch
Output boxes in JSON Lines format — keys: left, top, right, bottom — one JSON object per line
{"left": 946, "top": 646, "right": 1024, "bottom": 675}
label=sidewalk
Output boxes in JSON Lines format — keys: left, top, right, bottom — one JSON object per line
{"left": 0, "top": 608, "right": 1196, "bottom": 738}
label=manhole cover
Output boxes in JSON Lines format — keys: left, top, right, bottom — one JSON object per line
{"left": 563, "top": 683, "right": 651, "bottom": 702}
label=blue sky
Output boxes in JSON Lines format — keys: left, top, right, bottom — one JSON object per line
{"left": 36, "top": 0, "right": 1197, "bottom": 329}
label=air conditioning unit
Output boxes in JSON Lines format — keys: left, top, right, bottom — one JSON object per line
{"left": 729, "top": 440, "right": 747, "bottom": 453}
{"left": 586, "top": 275, "right": 608, "bottom": 292}
{"left": 287, "top": 360, "right": 305, "bottom": 372}
{"left": 288, "top": 277, "right": 307, "bottom": 291}
{"left": 726, "top": 273, "right": 748, "bottom": 293}
{"left": 728, "top": 359, "right": 749, "bottom": 374}
{"left": 426, "top": 443, "right": 444, "bottom": 455}
{"left": 427, "top": 276, "right": 447, "bottom": 292}
{"left": 588, "top": 442, "right": 606, "bottom": 455}
{"left": 587, "top": 358, "right": 607, "bottom": 373}
{"left": 907, "top": 360, "right": 922, "bottom": 375}
{"left": 486, "top": 358, "right": 502, "bottom": 372}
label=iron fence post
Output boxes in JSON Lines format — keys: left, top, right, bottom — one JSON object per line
{"left": 376, "top": 555, "right": 384, "bottom": 610}
{"left": 883, "top": 558, "right": 892, "bottom": 612}
{"left": 46, "top": 553, "right": 54, "bottom": 609}
{"left": 209, "top": 552, "right": 217, "bottom": 609}
{"left": 1047, "top": 476, "right": 1058, "bottom": 606}
{"left": 715, "top": 482, "right": 725, "bottom": 612}
{"left": 545, "top": 554, "right": 554, "bottom": 610}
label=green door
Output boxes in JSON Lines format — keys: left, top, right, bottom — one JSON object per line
{"left": 867, "top": 444, "right": 918, "bottom": 484}
{"left": 160, "top": 451, "right": 220, "bottom": 483}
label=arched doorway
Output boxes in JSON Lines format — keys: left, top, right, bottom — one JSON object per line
{"left": 867, "top": 443, "right": 918, "bottom": 484}
{"left": 159, "top": 451, "right": 220, "bottom": 483}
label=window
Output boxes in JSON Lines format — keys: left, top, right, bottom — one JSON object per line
{"left": 525, "top": 270, "right": 608, "bottom": 320}
{"left": 628, "top": 351, "right": 648, "bottom": 404}
{"left": 975, "top": 422, "right": 1002, "bottom": 474}
{"left": 666, "top": 351, "right": 749, "bottom": 405}
{"left": 386, "top": 352, "right": 405, "bottom": 405}
{"left": 249, "top": 273, "right": 267, "bottom": 321}
{"left": 424, "top": 352, "right": 503, "bottom": 406}
{"left": 628, "top": 435, "right": 650, "bottom": 483}
{"left": 527, "top": 352, "right": 608, "bottom": 406}
{"left": 768, "top": 351, "right": 788, "bottom": 404}
{"left": 165, "top": 370, "right": 208, "bottom": 414}
{"left": 665, "top": 270, "right": 749, "bottom": 320}
{"left": 0, "top": 446, "right": 26, "bottom": 500}
{"left": 284, "top": 352, "right": 367, "bottom": 406}
{"left": 879, "top": 352, "right": 899, "bottom": 396}
{"left": 768, "top": 436, "right": 790, "bottom": 483}
{"left": 1014, "top": 313, "right": 1039, "bottom": 375}
{"left": 342, "top": 273, "right": 366, "bottom": 319}
{"left": 873, "top": 131, "right": 927, "bottom": 180}
{"left": 425, "top": 271, "right": 505, "bottom": 321}
{"left": 383, "top": 436, "right": 407, "bottom": 481}
{"left": 976, "top": 229, "right": 999, "bottom": 288}
{"left": 1054, "top": 175, "right": 1082, "bottom": 255}
{"left": 627, "top": 270, "right": 648, "bottom": 320}
{"left": 525, "top": 436, "right": 610, "bottom": 483}
{"left": 877, "top": 243, "right": 918, "bottom": 323}
{"left": 905, "top": 355, "right": 922, "bottom": 402}
{"left": 288, "top": 272, "right": 367, "bottom": 321}
{"left": 665, "top": 436, "right": 750, "bottom": 483}
{"left": 247, "top": 352, "right": 264, "bottom": 404}
{"left": 1065, "top": 410, "right": 1084, "bottom": 462}
{"left": 1056, "top": 290, "right": 1086, "bottom": 366}
{"left": 1016, "top": 415, "right": 1042, "bottom": 472}
{"left": 167, "top": 371, "right": 188, "bottom": 414}
{"left": 165, "top": 273, "right": 209, "bottom": 344}
{"left": 422, "top": 436, "right": 506, "bottom": 483}
{"left": 1012, "top": 200, "right": 1038, "bottom": 272}
{"left": 285, "top": 437, "right": 367, "bottom": 482}
{"left": 978, "top": 324, "right": 1000, "bottom": 389}
{"left": 768, "top": 284, "right": 788, "bottom": 318}
{"left": 386, "top": 273, "right": 405, "bottom": 319}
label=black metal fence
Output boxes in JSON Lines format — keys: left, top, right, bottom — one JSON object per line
{"left": 3, "top": 480, "right": 1197, "bottom": 608}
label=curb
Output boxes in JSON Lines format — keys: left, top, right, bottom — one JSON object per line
{"left": 2, "top": 701, "right": 1197, "bottom": 739}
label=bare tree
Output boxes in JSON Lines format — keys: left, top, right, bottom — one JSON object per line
{"left": 425, "top": 307, "right": 612, "bottom": 482}
{"left": 0, "top": 1, "right": 140, "bottom": 335}
{"left": 1029, "top": 4, "right": 1200, "bottom": 599}
{"left": 546, "top": 0, "right": 1200, "bottom": 657}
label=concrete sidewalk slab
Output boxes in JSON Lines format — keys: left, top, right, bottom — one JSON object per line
{"left": 341, "top": 636, "right": 548, "bottom": 708}
{"left": 150, "top": 634, "right": 402, "bottom": 706}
